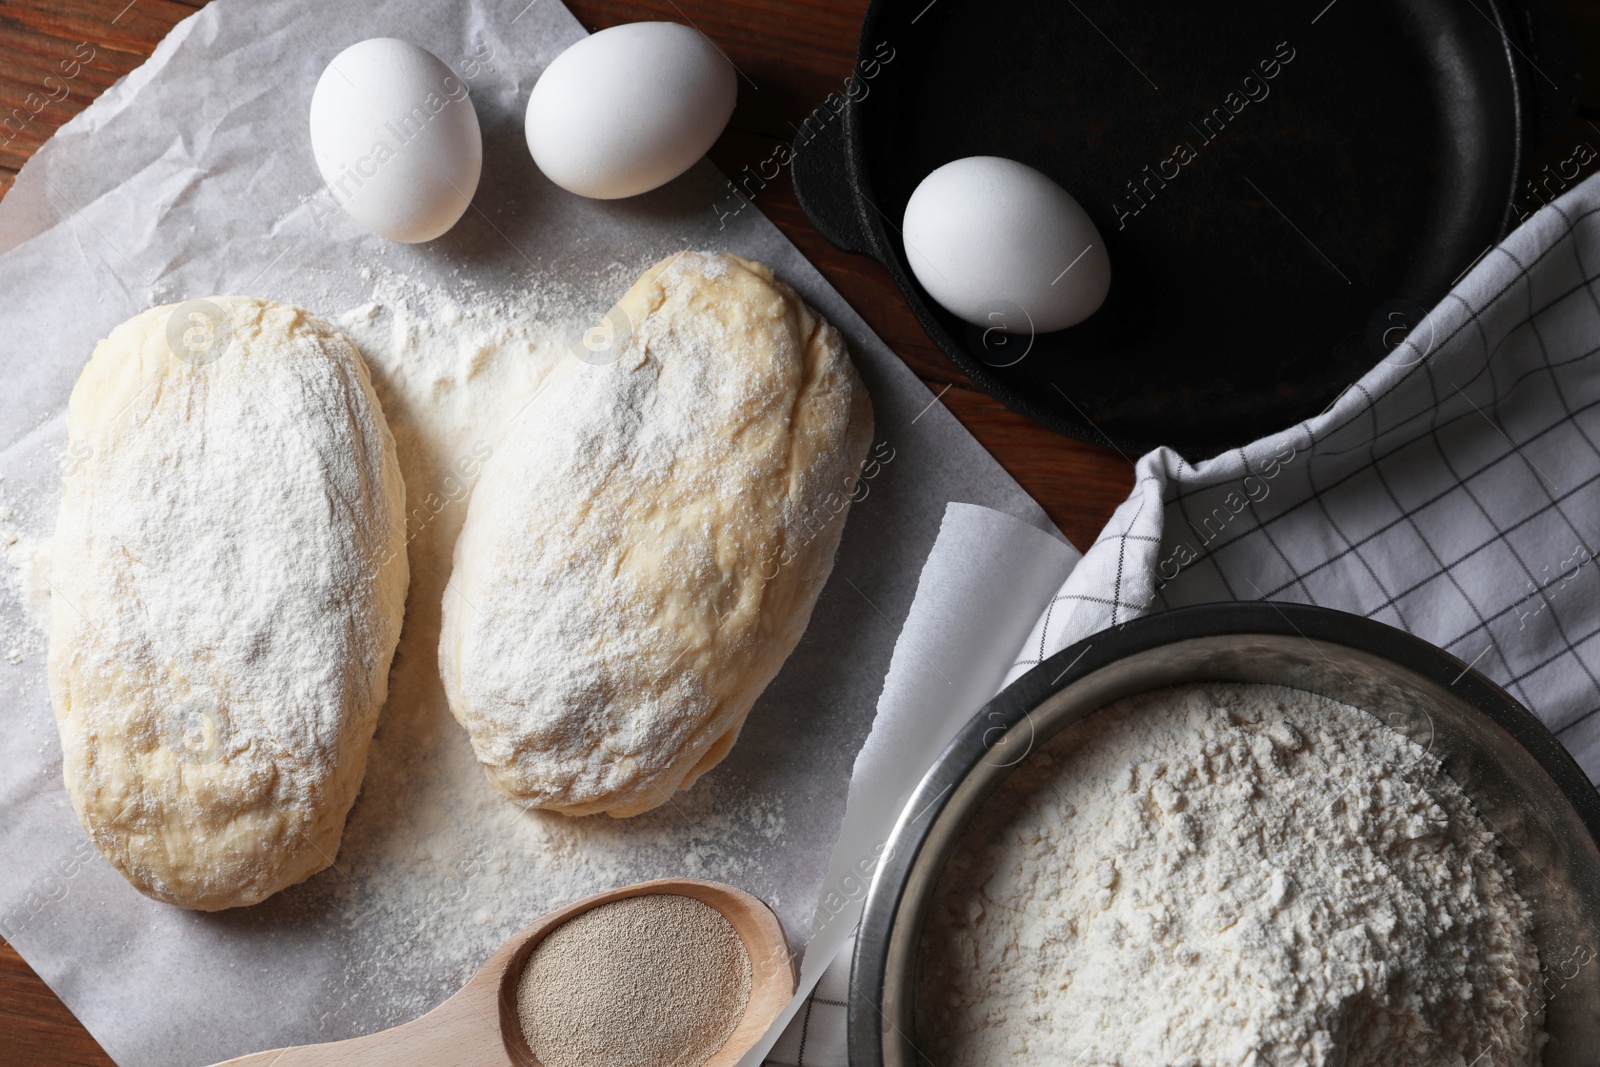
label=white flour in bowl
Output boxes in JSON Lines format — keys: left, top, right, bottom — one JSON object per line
{"left": 916, "top": 682, "right": 1543, "bottom": 1067}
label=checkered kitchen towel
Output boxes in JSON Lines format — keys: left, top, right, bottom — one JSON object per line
{"left": 766, "top": 169, "right": 1600, "bottom": 1065}
{"left": 1004, "top": 169, "right": 1600, "bottom": 778}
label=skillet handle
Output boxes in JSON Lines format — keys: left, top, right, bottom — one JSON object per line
{"left": 791, "top": 104, "right": 876, "bottom": 258}
{"left": 1498, "top": 0, "right": 1582, "bottom": 149}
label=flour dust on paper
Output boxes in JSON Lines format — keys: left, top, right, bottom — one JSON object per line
{"left": 0, "top": 262, "right": 789, "bottom": 1030}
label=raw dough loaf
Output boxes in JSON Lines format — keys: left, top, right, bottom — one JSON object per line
{"left": 439, "top": 252, "right": 873, "bottom": 817}
{"left": 48, "top": 296, "right": 409, "bottom": 910}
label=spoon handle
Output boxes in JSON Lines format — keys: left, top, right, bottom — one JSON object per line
{"left": 211, "top": 991, "right": 517, "bottom": 1066}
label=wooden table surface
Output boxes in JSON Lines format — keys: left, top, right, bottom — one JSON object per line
{"left": 1, "top": 0, "right": 1596, "bottom": 1063}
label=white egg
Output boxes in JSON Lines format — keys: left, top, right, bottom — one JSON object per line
{"left": 308, "top": 38, "right": 483, "bottom": 243}
{"left": 902, "top": 156, "right": 1111, "bottom": 334}
{"left": 525, "top": 22, "right": 736, "bottom": 200}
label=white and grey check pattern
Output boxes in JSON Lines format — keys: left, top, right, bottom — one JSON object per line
{"left": 1006, "top": 172, "right": 1600, "bottom": 779}
{"left": 768, "top": 171, "right": 1600, "bottom": 1066}
{"left": 764, "top": 935, "right": 854, "bottom": 1066}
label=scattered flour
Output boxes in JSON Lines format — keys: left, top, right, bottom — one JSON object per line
{"left": 0, "top": 262, "right": 791, "bottom": 1030}
{"left": 0, "top": 483, "right": 56, "bottom": 679}
{"left": 301, "top": 263, "right": 790, "bottom": 1026}
{"left": 917, "top": 682, "right": 1544, "bottom": 1067}
{"left": 0, "top": 504, "right": 50, "bottom": 658}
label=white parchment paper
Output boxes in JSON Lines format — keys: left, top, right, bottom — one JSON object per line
{"left": 753, "top": 504, "right": 1081, "bottom": 1065}
{"left": 0, "top": 1, "right": 1067, "bottom": 1064}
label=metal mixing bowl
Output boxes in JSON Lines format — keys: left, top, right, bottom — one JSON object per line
{"left": 851, "top": 602, "right": 1600, "bottom": 1065}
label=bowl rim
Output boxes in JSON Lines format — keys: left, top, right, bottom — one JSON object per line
{"left": 847, "top": 600, "right": 1600, "bottom": 1065}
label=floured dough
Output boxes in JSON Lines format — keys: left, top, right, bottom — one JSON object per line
{"left": 439, "top": 252, "right": 873, "bottom": 817}
{"left": 48, "top": 296, "right": 409, "bottom": 910}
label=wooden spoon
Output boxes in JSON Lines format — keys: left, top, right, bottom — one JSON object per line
{"left": 213, "top": 877, "right": 795, "bottom": 1066}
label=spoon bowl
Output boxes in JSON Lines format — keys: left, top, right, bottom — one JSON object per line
{"left": 215, "top": 878, "right": 794, "bottom": 1067}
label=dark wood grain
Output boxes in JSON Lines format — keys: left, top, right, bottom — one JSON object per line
{"left": 0, "top": 936, "right": 113, "bottom": 1064}
{"left": 6, "top": 0, "right": 1587, "bottom": 1061}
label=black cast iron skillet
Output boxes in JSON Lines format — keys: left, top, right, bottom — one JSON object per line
{"left": 850, "top": 602, "right": 1600, "bottom": 1065}
{"left": 794, "top": 0, "right": 1578, "bottom": 458}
